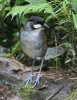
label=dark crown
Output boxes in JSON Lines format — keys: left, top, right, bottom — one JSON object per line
{"left": 29, "top": 16, "right": 45, "bottom": 25}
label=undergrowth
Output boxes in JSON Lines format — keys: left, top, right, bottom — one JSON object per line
{"left": 20, "top": 84, "right": 33, "bottom": 100}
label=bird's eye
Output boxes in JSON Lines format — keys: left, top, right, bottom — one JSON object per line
{"left": 37, "top": 21, "right": 45, "bottom": 25}
{"left": 36, "top": 21, "right": 40, "bottom": 24}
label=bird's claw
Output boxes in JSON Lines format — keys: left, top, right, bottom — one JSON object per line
{"left": 24, "top": 73, "right": 32, "bottom": 85}
{"left": 32, "top": 75, "right": 40, "bottom": 88}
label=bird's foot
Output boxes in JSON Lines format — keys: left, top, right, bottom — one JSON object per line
{"left": 32, "top": 74, "right": 40, "bottom": 88}
{"left": 24, "top": 73, "right": 32, "bottom": 86}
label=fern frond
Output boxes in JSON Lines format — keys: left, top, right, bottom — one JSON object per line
{"left": 6, "top": 3, "right": 55, "bottom": 18}
{"left": 25, "top": 0, "right": 47, "bottom": 4}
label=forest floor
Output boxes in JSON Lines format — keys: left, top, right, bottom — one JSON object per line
{"left": 0, "top": 56, "right": 77, "bottom": 100}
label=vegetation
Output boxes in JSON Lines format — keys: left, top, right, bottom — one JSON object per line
{"left": 0, "top": 0, "right": 77, "bottom": 66}
{"left": 20, "top": 84, "right": 32, "bottom": 100}
{"left": 66, "top": 89, "right": 77, "bottom": 100}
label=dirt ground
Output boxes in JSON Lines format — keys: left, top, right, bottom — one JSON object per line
{"left": 0, "top": 56, "right": 77, "bottom": 100}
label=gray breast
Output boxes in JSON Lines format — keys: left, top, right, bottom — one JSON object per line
{"left": 20, "top": 28, "right": 47, "bottom": 57}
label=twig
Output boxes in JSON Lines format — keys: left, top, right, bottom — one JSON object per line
{"left": 55, "top": 35, "right": 58, "bottom": 68}
{"left": 69, "top": 77, "right": 77, "bottom": 80}
{"left": 45, "top": 85, "right": 63, "bottom": 100}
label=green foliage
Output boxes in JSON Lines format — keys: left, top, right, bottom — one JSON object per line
{"left": 72, "top": 12, "right": 77, "bottom": 30}
{"left": 66, "top": 89, "right": 77, "bottom": 100}
{"left": 25, "top": 0, "right": 47, "bottom": 4}
{"left": 16, "top": 0, "right": 26, "bottom": 5}
{"left": 0, "top": 0, "right": 77, "bottom": 66}
{"left": 20, "top": 84, "right": 32, "bottom": 100}
{"left": 0, "top": 0, "right": 10, "bottom": 16}
{"left": 6, "top": 3, "right": 55, "bottom": 19}
{"left": 6, "top": 41, "right": 20, "bottom": 57}
{"left": 6, "top": 0, "right": 70, "bottom": 22}
{"left": 70, "top": 0, "right": 77, "bottom": 12}
{"left": 64, "top": 42, "right": 76, "bottom": 63}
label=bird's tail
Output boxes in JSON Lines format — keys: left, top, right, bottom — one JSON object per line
{"left": 36, "top": 44, "right": 65, "bottom": 60}
{"left": 45, "top": 44, "right": 65, "bottom": 60}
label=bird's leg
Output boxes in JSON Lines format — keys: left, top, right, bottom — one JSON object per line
{"left": 32, "top": 57, "right": 44, "bottom": 88}
{"left": 24, "top": 58, "right": 36, "bottom": 85}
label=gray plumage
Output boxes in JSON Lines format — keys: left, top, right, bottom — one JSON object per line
{"left": 20, "top": 16, "right": 48, "bottom": 87}
{"left": 20, "top": 22, "right": 47, "bottom": 58}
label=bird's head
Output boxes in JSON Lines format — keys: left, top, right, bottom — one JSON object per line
{"left": 28, "top": 16, "right": 49, "bottom": 29}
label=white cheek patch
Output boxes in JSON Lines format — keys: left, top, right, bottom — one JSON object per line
{"left": 33, "top": 24, "right": 42, "bottom": 29}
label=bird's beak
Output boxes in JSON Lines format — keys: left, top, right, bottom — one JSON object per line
{"left": 44, "top": 23, "right": 49, "bottom": 28}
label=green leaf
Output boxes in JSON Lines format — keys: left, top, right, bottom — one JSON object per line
{"left": 65, "top": 58, "right": 72, "bottom": 63}
{"left": 64, "top": 42, "right": 72, "bottom": 49}
{"left": 24, "top": 0, "right": 47, "bottom": 4}
{"left": 0, "top": 0, "right": 5, "bottom": 3}
{"left": 58, "top": 18, "right": 69, "bottom": 25}
{"left": 70, "top": 49, "right": 76, "bottom": 56}
{"left": 16, "top": 0, "right": 26, "bottom": 5}
{"left": 66, "top": 89, "right": 77, "bottom": 100}
{"left": 6, "top": 41, "right": 20, "bottom": 57}
{"left": 6, "top": 3, "right": 55, "bottom": 18}
{"left": 72, "top": 12, "right": 77, "bottom": 30}
{"left": 70, "top": 0, "right": 77, "bottom": 13}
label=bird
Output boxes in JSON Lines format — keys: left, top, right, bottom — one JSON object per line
{"left": 20, "top": 16, "right": 49, "bottom": 87}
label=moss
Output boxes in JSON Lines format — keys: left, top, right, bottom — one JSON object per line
{"left": 20, "top": 84, "right": 32, "bottom": 100}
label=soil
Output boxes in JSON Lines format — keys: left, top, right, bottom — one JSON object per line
{"left": 0, "top": 56, "right": 77, "bottom": 100}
